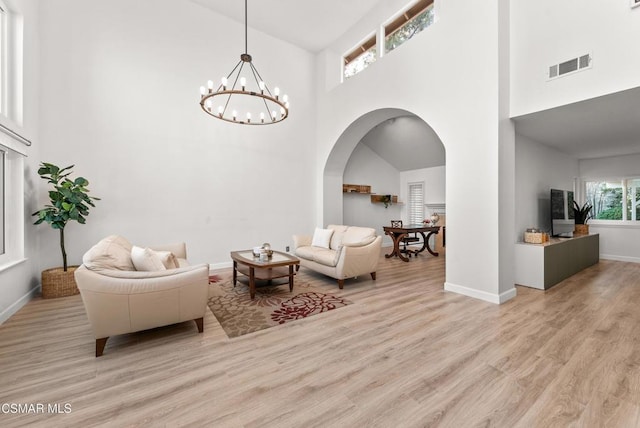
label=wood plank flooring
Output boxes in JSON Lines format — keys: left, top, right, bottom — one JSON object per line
{"left": 1, "top": 254, "right": 640, "bottom": 427}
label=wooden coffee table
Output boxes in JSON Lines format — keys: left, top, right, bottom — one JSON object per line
{"left": 230, "top": 250, "right": 300, "bottom": 299}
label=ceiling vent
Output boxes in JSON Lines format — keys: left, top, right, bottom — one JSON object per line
{"left": 548, "top": 54, "right": 591, "bottom": 80}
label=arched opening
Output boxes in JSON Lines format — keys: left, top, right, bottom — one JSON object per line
{"left": 323, "top": 107, "right": 447, "bottom": 261}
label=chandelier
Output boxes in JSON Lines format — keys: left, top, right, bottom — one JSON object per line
{"left": 199, "top": 0, "right": 289, "bottom": 125}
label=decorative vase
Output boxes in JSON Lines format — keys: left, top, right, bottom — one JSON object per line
{"left": 430, "top": 213, "right": 440, "bottom": 226}
{"left": 574, "top": 224, "right": 589, "bottom": 235}
{"left": 41, "top": 266, "right": 79, "bottom": 299}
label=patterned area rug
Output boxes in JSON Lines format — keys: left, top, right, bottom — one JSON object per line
{"left": 208, "top": 272, "right": 352, "bottom": 338}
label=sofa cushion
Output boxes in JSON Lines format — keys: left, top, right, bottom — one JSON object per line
{"left": 342, "top": 226, "right": 377, "bottom": 247}
{"left": 311, "top": 227, "right": 334, "bottom": 249}
{"left": 131, "top": 246, "right": 167, "bottom": 271}
{"left": 328, "top": 225, "right": 349, "bottom": 250}
{"left": 295, "top": 246, "right": 339, "bottom": 267}
{"left": 83, "top": 235, "right": 135, "bottom": 271}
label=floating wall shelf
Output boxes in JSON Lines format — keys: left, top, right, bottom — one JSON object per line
{"left": 370, "top": 195, "right": 398, "bottom": 204}
{"left": 343, "top": 184, "right": 371, "bottom": 194}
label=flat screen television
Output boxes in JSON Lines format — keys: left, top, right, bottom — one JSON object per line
{"left": 550, "top": 189, "right": 575, "bottom": 237}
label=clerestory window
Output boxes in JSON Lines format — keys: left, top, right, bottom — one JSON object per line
{"left": 385, "top": 0, "right": 435, "bottom": 54}
{"left": 343, "top": 34, "right": 377, "bottom": 80}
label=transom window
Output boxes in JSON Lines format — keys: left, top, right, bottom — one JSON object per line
{"left": 385, "top": 0, "right": 435, "bottom": 54}
{"left": 584, "top": 178, "right": 640, "bottom": 221}
{"left": 342, "top": 0, "right": 436, "bottom": 81}
{"left": 343, "top": 34, "right": 377, "bottom": 80}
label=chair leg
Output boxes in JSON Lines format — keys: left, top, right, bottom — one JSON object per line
{"left": 370, "top": 272, "right": 376, "bottom": 280}
{"left": 96, "top": 337, "right": 108, "bottom": 357}
{"left": 194, "top": 317, "right": 204, "bottom": 333}
{"left": 337, "top": 279, "right": 344, "bottom": 289}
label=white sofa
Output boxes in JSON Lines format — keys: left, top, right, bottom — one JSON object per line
{"left": 292, "top": 225, "right": 382, "bottom": 289}
{"left": 74, "top": 235, "right": 209, "bottom": 357}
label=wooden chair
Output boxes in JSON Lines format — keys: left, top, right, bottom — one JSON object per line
{"left": 390, "top": 220, "right": 421, "bottom": 257}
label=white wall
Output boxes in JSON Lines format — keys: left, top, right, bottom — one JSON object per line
{"left": 0, "top": 0, "right": 41, "bottom": 323}
{"left": 343, "top": 143, "right": 400, "bottom": 244}
{"left": 579, "top": 153, "right": 640, "bottom": 262}
{"left": 511, "top": 0, "right": 640, "bottom": 116}
{"left": 36, "top": 0, "right": 317, "bottom": 271}
{"left": 515, "top": 134, "right": 579, "bottom": 240}
{"left": 399, "top": 166, "right": 446, "bottom": 220}
{"left": 317, "top": 0, "right": 517, "bottom": 304}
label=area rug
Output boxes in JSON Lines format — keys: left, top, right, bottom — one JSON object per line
{"left": 208, "top": 272, "right": 352, "bottom": 338}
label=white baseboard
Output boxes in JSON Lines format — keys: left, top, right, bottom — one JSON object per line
{"left": 0, "top": 284, "right": 40, "bottom": 325}
{"left": 600, "top": 254, "right": 640, "bottom": 264}
{"left": 209, "top": 261, "right": 233, "bottom": 271}
{"left": 444, "top": 282, "right": 517, "bottom": 304}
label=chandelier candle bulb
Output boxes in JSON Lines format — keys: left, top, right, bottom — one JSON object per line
{"left": 207, "top": 80, "right": 214, "bottom": 91}
{"left": 232, "top": 110, "right": 237, "bottom": 121}
{"left": 260, "top": 112, "right": 265, "bottom": 123}
{"left": 259, "top": 81, "right": 265, "bottom": 93}
{"left": 200, "top": 86, "right": 206, "bottom": 96}
{"left": 240, "top": 77, "right": 246, "bottom": 90}
{"left": 271, "top": 110, "right": 277, "bottom": 120}
{"left": 280, "top": 107, "right": 285, "bottom": 118}
{"left": 274, "top": 87, "right": 280, "bottom": 99}
{"left": 221, "top": 77, "right": 228, "bottom": 90}
{"left": 246, "top": 112, "right": 251, "bottom": 123}
{"left": 283, "top": 94, "right": 288, "bottom": 103}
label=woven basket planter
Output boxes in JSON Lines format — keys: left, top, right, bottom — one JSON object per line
{"left": 41, "top": 266, "right": 79, "bottom": 299}
{"left": 574, "top": 224, "right": 590, "bottom": 235}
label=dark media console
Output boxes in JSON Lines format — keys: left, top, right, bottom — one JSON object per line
{"left": 515, "top": 234, "right": 599, "bottom": 290}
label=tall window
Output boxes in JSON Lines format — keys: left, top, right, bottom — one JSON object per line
{"left": 385, "top": 0, "right": 435, "bottom": 54}
{"left": 584, "top": 178, "right": 640, "bottom": 221}
{"left": 343, "top": 34, "right": 377, "bottom": 79}
{"left": 0, "top": 1, "right": 6, "bottom": 116}
{"left": 408, "top": 182, "right": 424, "bottom": 224}
{"left": 0, "top": 149, "right": 4, "bottom": 255}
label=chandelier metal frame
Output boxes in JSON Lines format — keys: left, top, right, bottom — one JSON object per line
{"left": 199, "top": 0, "right": 289, "bottom": 125}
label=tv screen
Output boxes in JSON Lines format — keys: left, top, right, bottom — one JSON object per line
{"left": 550, "top": 189, "right": 575, "bottom": 237}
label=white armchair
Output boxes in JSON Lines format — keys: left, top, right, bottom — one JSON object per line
{"left": 74, "top": 235, "right": 209, "bottom": 357}
{"left": 292, "top": 225, "right": 382, "bottom": 289}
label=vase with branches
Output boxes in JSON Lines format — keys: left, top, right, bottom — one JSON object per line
{"left": 32, "top": 162, "right": 100, "bottom": 271}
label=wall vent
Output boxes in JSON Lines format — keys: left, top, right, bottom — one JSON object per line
{"left": 548, "top": 54, "right": 591, "bottom": 80}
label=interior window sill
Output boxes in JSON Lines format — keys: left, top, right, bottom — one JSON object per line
{"left": 0, "top": 258, "right": 28, "bottom": 274}
{"left": 589, "top": 222, "right": 640, "bottom": 229}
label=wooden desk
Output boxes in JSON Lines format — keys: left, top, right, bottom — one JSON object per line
{"left": 383, "top": 225, "right": 440, "bottom": 262}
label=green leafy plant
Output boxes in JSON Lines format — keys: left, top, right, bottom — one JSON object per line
{"left": 573, "top": 201, "right": 593, "bottom": 225}
{"left": 32, "top": 162, "right": 100, "bottom": 271}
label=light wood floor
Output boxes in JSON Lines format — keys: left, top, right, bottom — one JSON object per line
{"left": 2, "top": 254, "right": 640, "bottom": 427}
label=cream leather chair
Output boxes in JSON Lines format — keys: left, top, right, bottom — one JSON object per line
{"left": 75, "top": 235, "right": 209, "bottom": 357}
{"left": 292, "top": 225, "right": 382, "bottom": 289}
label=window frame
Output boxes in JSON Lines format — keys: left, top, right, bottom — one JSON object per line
{"left": 582, "top": 177, "right": 640, "bottom": 226}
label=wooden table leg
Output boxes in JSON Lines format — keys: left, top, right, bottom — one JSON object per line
{"left": 233, "top": 261, "right": 237, "bottom": 286}
{"left": 289, "top": 265, "right": 294, "bottom": 292}
{"left": 424, "top": 231, "right": 440, "bottom": 256}
{"left": 385, "top": 232, "right": 410, "bottom": 262}
{"left": 249, "top": 267, "right": 256, "bottom": 299}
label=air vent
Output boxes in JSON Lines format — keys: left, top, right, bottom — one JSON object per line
{"left": 548, "top": 54, "right": 591, "bottom": 80}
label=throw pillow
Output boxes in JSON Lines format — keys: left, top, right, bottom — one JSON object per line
{"left": 131, "top": 246, "right": 167, "bottom": 271}
{"left": 153, "top": 250, "right": 179, "bottom": 269}
{"left": 82, "top": 235, "right": 135, "bottom": 271}
{"left": 311, "top": 227, "right": 334, "bottom": 249}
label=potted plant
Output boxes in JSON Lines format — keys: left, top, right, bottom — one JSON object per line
{"left": 573, "top": 201, "right": 592, "bottom": 235}
{"left": 33, "top": 162, "right": 100, "bottom": 298}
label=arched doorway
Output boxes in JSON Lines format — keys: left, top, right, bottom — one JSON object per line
{"left": 322, "top": 107, "right": 446, "bottom": 257}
